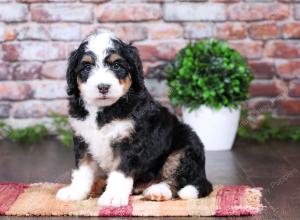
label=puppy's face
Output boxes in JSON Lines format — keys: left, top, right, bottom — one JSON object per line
{"left": 67, "top": 32, "right": 143, "bottom": 107}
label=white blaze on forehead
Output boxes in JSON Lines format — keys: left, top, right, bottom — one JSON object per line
{"left": 86, "top": 32, "right": 117, "bottom": 65}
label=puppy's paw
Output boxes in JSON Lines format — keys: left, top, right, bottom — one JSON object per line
{"left": 97, "top": 190, "right": 129, "bottom": 207}
{"left": 143, "top": 182, "right": 172, "bottom": 201}
{"left": 56, "top": 185, "right": 88, "bottom": 201}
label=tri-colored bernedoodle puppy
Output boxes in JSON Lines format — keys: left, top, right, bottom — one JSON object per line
{"left": 56, "top": 31, "right": 212, "bottom": 207}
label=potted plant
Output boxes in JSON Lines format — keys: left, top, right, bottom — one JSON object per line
{"left": 165, "top": 39, "right": 253, "bottom": 151}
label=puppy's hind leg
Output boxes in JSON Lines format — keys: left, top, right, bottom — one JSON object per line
{"left": 56, "top": 155, "right": 99, "bottom": 201}
{"left": 143, "top": 182, "right": 173, "bottom": 201}
{"left": 143, "top": 151, "right": 183, "bottom": 201}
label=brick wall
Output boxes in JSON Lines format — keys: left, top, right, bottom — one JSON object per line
{"left": 1, "top": 0, "right": 300, "bottom": 127}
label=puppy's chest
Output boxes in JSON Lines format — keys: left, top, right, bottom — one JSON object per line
{"left": 70, "top": 113, "right": 134, "bottom": 172}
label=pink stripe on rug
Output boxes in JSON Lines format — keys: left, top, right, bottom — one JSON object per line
{"left": 0, "top": 183, "right": 28, "bottom": 215}
{"left": 216, "top": 185, "right": 247, "bottom": 216}
{"left": 98, "top": 197, "right": 133, "bottom": 217}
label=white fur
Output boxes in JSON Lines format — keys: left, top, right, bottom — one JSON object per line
{"left": 98, "top": 171, "right": 133, "bottom": 207}
{"left": 80, "top": 70, "right": 125, "bottom": 107}
{"left": 69, "top": 108, "right": 134, "bottom": 173}
{"left": 81, "top": 31, "right": 127, "bottom": 107}
{"left": 56, "top": 162, "right": 97, "bottom": 201}
{"left": 143, "top": 182, "right": 172, "bottom": 201}
{"left": 177, "top": 185, "right": 199, "bottom": 200}
{"left": 86, "top": 31, "right": 116, "bottom": 62}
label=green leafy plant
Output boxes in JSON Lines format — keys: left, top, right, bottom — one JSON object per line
{"left": 238, "top": 111, "right": 300, "bottom": 143}
{"left": 51, "top": 113, "right": 73, "bottom": 147}
{"left": 165, "top": 39, "right": 253, "bottom": 110}
{"left": 0, "top": 115, "right": 73, "bottom": 147}
{"left": 0, "top": 122, "right": 47, "bottom": 144}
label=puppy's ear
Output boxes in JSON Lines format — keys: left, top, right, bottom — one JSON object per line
{"left": 124, "top": 44, "right": 145, "bottom": 92}
{"left": 66, "top": 49, "right": 80, "bottom": 96}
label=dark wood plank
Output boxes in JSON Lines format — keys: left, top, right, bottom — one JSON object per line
{"left": 232, "top": 141, "right": 298, "bottom": 178}
{"left": 206, "top": 150, "right": 251, "bottom": 185}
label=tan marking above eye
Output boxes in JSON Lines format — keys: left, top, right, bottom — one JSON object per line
{"left": 81, "top": 55, "right": 94, "bottom": 64}
{"left": 108, "top": 53, "right": 123, "bottom": 63}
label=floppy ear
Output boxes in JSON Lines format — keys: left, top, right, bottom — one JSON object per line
{"left": 124, "top": 44, "right": 145, "bottom": 92}
{"left": 66, "top": 49, "right": 80, "bottom": 97}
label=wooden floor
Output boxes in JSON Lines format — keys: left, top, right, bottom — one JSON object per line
{"left": 0, "top": 138, "right": 299, "bottom": 220}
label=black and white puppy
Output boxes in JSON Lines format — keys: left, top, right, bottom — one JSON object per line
{"left": 56, "top": 31, "right": 212, "bottom": 207}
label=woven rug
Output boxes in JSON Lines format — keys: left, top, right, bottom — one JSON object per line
{"left": 0, "top": 182, "right": 263, "bottom": 217}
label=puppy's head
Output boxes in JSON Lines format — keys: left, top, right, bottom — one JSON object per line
{"left": 66, "top": 31, "right": 144, "bottom": 107}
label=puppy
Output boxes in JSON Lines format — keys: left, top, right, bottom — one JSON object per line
{"left": 56, "top": 31, "right": 212, "bottom": 207}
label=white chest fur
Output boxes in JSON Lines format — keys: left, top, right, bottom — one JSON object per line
{"left": 69, "top": 110, "right": 134, "bottom": 173}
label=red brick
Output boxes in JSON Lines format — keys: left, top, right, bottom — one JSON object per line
{"left": 143, "top": 61, "right": 167, "bottom": 78}
{"left": 17, "top": 24, "right": 49, "bottom": 40}
{"left": 0, "top": 82, "right": 32, "bottom": 101}
{"left": 248, "top": 61, "right": 276, "bottom": 79}
{"left": 249, "top": 80, "right": 282, "bottom": 97}
{"left": 215, "top": 23, "right": 246, "bottom": 40}
{"left": 229, "top": 41, "right": 263, "bottom": 59}
{"left": 228, "top": 3, "right": 289, "bottom": 21}
{"left": 17, "top": 0, "right": 47, "bottom": 2}
{"left": 275, "top": 99, "right": 300, "bottom": 116}
{"left": 246, "top": 98, "right": 273, "bottom": 113}
{"left": 0, "top": 102, "right": 11, "bottom": 118}
{"left": 0, "top": 24, "right": 16, "bottom": 42}
{"left": 96, "top": 3, "right": 161, "bottom": 22}
{"left": 80, "top": 0, "right": 107, "bottom": 2}
{"left": 0, "top": 63, "right": 13, "bottom": 80}
{"left": 277, "top": 60, "right": 300, "bottom": 79}
{"left": 212, "top": 0, "right": 239, "bottom": 2}
{"left": 265, "top": 41, "right": 300, "bottom": 58}
{"left": 12, "top": 100, "right": 68, "bottom": 118}
{"left": 0, "top": 3, "right": 28, "bottom": 22}
{"left": 147, "top": 23, "right": 183, "bottom": 40}
{"left": 29, "top": 80, "right": 67, "bottom": 99}
{"left": 278, "top": 0, "right": 294, "bottom": 2}
{"left": 12, "top": 62, "right": 42, "bottom": 80}
{"left": 184, "top": 23, "right": 213, "bottom": 39}
{"left": 289, "top": 80, "right": 300, "bottom": 97}
{"left": 3, "top": 42, "right": 66, "bottom": 61}
{"left": 113, "top": 24, "right": 147, "bottom": 42}
{"left": 41, "top": 61, "right": 66, "bottom": 80}
{"left": 294, "top": 4, "right": 300, "bottom": 20}
{"left": 248, "top": 23, "right": 280, "bottom": 40}
{"left": 31, "top": 4, "right": 93, "bottom": 23}
{"left": 282, "top": 23, "right": 300, "bottom": 39}
{"left": 48, "top": 23, "right": 81, "bottom": 41}
{"left": 134, "top": 40, "right": 187, "bottom": 62}
{"left": 164, "top": 3, "right": 226, "bottom": 21}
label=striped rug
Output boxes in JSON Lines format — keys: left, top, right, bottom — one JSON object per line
{"left": 0, "top": 182, "right": 263, "bottom": 217}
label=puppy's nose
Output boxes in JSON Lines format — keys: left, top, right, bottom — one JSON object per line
{"left": 98, "top": 83, "right": 111, "bottom": 95}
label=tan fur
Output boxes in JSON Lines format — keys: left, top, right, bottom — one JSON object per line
{"left": 79, "top": 153, "right": 93, "bottom": 166}
{"left": 161, "top": 150, "right": 183, "bottom": 191}
{"left": 119, "top": 74, "right": 132, "bottom": 93}
{"left": 108, "top": 53, "right": 123, "bottom": 63}
{"left": 82, "top": 54, "right": 94, "bottom": 64}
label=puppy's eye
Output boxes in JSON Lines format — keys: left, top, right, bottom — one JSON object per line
{"left": 112, "top": 63, "right": 121, "bottom": 71}
{"left": 83, "top": 65, "right": 92, "bottom": 72}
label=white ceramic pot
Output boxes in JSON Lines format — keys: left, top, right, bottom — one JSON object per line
{"left": 182, "top": 105, "right": 241, "bottom": 151}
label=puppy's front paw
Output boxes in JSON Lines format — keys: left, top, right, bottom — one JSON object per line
{"left": 97, "top": 190, "right": 129, "bottom": 207}
{"left": 56, "top": 185, "right": 88, "bottom": 201}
